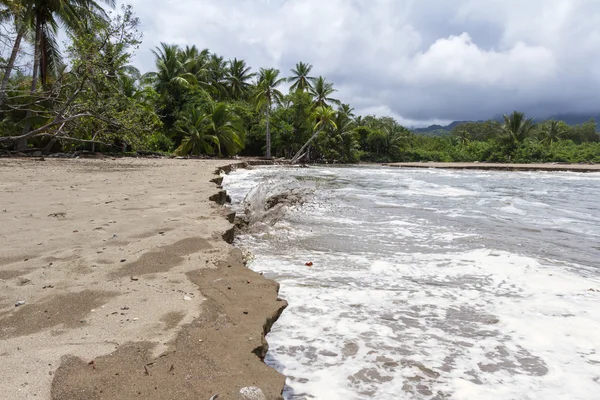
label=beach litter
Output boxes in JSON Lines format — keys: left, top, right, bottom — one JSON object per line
{"left": 305, "top": 261, "right": 313, "bottom": 267}
{"left": 240, "top": 386, "right": 266, "bottom": 400}
{"left": 15, "top": 300, "right": 25, "bottom": 307}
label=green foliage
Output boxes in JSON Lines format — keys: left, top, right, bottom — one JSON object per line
{"left": 310, "top": 76, "right": 339, "bottom": 108}
{"left": 288, "top": 62, "right": 315, "bottom": 92}
{"left": 451, "top": 120, "right": 501, "bottom": 142}
{"left": 1, "top": 2, "right": 598, "bottom": 165}
{"left": 172, "top": 102, "right": 245, "bottom": 156}
{"left": 62, "top": 5, "right": 160, "bottom": 150}
{"left": 146, "top": 132, "right": 174, "bottom": 153}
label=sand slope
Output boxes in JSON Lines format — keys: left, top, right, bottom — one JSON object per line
{"left": 0, "top": 158, "right": 286, "bottom": 399}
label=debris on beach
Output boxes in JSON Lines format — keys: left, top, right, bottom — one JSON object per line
{"left": 15, "top": 300, "right": 25, "bottom": 307}
{"left": 239, "top": 386, "right": 266, "bottom": 400}
{"left": 305, "top": 261, "right": 313, "bottom": 267}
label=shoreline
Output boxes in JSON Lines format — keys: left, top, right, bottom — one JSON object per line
{"left": 0, "top": 157, "right": 287, "bottom": 399}
{"left": 383, "top": 161, "right": 600, "bottom": 172}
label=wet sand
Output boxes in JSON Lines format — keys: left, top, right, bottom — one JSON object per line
{"left": 0, "top": 157, "right": 286, "bottom": 399}
{"left": 384, "top": 162, "right": 600, "bottom": 172}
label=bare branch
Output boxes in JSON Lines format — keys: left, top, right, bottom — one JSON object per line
{"left": 0, "top": 113, "right": 93, "bottom": 143}
{"left": 35, "top": 133, "right": 116, "bottom": 147}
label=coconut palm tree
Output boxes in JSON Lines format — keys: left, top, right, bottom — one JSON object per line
{"left": 1, "top": 0, "right": 84, "bottom": 94}
{"left": 310, "top": 76, "right": 339, "bottom": 108}
{"left": 207, "top": 54, "right": 227, "bottom": 99}
{"left": 145, "top": 43, "right": 196, "bottom": 94}
{"left": 0, "top": 0, "right": 31, "bottom": 106}
{"left": 385, "top": 123, "right": 411, "bottom": 157}
{"left": 502, "top": 111, "right": 535, "bottom": 146}
{"left": 173, "top": 107, "right": 220, "bottom": 156}
{"left": 254, "top": 67, "right": 285, "bottom": 158}
{"left": 173, "top": 102, "right": 245, "bottom": 156}
{"left": 178, "top": 45, "right": 210, "bottom": 83}
{"left": 291, "top": 106, "right": 337, "bottom": 163}
{"left": 334, "top": 104, "right": 359, "bottom": 161}
{"left": 29, "top": 0, "right": 114, "bottom": 89}
{"left": 205, "top": 102, "right": 245, "bottom": 155}
{"left": 288, "top": 61, "right": 315, "bottom": 92}
{"left": 15, "top": 0, "right": 115, "bottom": 149}
{"left": 143, "top": 43, "right": 199, "bottom": 130}
{"left": 225, "top": 58, "right": 255, "bottom": 100}
{"left": 454, "top": 130, "right": 471, "bottom": 145}
{"left": 366, "top": 121, "right": 411, "bottom": 158}
{"left": 538, "top": 120, "right": 568, "bottom": 146}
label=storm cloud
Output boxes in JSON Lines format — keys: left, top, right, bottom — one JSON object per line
{"left": 125, "top": 0, "right": 600, "bottom": 126}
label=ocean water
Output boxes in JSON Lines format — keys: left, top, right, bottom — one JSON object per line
{"left": 222, "top": 166, "right": 600, "bottom": 400}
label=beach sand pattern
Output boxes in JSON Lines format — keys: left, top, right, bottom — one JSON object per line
{"left": 0, "top": 158, "right": 286, "bottom": 400}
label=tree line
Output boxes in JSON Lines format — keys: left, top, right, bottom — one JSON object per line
{"left": 1, "top": 1, "right": 599, "bottom": 163}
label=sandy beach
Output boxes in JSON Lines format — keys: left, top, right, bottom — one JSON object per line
{"left": 0, "top": 157, "right": 286, "bottom": 400}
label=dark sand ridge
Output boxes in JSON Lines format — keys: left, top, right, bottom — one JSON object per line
{"left": 0, "top": 158, "right": 286, "bottom": 399}
{"left": 384, "top": 162, "right": 600, "bottom": 172}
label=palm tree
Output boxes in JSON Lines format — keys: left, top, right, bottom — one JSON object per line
{"left": 16, "top": 0, "right": 115, "bottom": 149}
{"left": 538, "top": 120, "right": 568, "bottom": 146}
{"left": 0, "top": 0, "right": 30, "bottom": 106}
{"left": 173, "top": 107, "right": 220, "bottom": 156}
{"left": 142, "top": 43, "right": 199, "bottom": 130}
{"left": 30, "top": 0, "right": 114, "bottom": 89}
{"left": 310, "top": 76, "right": 339, "bottom": 107}
{"left": 178, "top": 45, "right": 210, "bottom": 83}
{"left": 144, "top": 43, "right": 197, "bottom": 94}
{"left": 288, "top": 61, "right": 315, "bottom": 92}
{"left": 254, "top": 67, "right": 285, "bottom": 158}
{"left": 225, "top": 58, "right": 255, "bottom": 100}
{"left": 502, "top": 111, "right": 535, "bottom": 146}
{"left": 207, "top": 54, "right": 227, "bottom": 99}
{"left": 385, "top": 123, "right": 411, "bottom": 157}
{"left": 173, "top": 103, "right": 245, "bottom": 157}
{"left": 454, "top": 130, "right": 471, "bottom": 145}
{"left": 205, "top": 102, "right": 245, "bottom": 155}
{"left": 334, "top": 104, "right": 358, "bottom": 161}
{"left": 366, "top": 122, "right": 411, "bottom": 158}
{"left": 291, "top": 106, "right": 337, "bottom": 163}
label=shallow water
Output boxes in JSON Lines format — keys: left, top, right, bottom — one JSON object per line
{"left": 223, "top": 166, "right": 600, "bottom": 400}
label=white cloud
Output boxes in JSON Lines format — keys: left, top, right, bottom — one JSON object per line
{"left": 123, "top": 0, "right": 600, "bottom": 123}
{"left": 405, "top": 33, "right": 557, "bottom": 86}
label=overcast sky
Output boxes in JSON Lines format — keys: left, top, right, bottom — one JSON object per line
{"left": 124, "top": 0, "right": 600, "bottom": 127}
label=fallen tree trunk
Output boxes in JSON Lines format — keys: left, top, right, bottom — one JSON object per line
{"left": 291, "top": 129, "right": 321, "bottom": 164}
{"left": 0, "top": 113, "right": 92, "bottom": 144}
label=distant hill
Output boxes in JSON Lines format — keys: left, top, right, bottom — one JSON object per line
{"left": 411, "top": 113, "right": 600, "bottom": 136}
{"left": 545, "top": 113, "right": 600, "bottom": 125}
{"left": 413, "top": 121, "right": 478, "bottom": 136}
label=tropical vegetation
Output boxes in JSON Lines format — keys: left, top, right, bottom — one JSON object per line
{"left": 1, "top": 1, "right": 599, "bottom": 163}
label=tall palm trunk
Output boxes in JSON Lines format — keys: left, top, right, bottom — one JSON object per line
{"left": 265, "top": 102, "right": 271, "bottom": 158}
{"left": 16, "top": 15, "right": 42, "bottom": 151}
{"left": 0, "top": 27, "right": 26, "bottom": 107}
